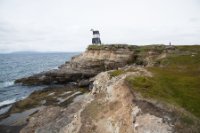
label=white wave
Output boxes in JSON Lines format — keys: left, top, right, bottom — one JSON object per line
{"left": 50, "top": 66, "right": 58, "bottom": 70}
{"left": 0, "top": 81, "right": 14, "bottom": 88}
{"left": 0, "top": 98, "right": 16, "bottom": 107}
{"left": 0, "top": 105, "right": 12, "bottom": 115}
{"left": 21, "top": 95, "right": 28, "bottom": 100}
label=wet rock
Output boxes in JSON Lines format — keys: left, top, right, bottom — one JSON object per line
{"left": 77, "top": 79, "right": 90, "bottom": 87}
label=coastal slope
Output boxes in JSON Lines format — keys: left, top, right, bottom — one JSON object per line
{"left": 21, "top": 67, "right": 173, "bottom": 133}
{"left": 1, "top": 44, "right": 200, "bottom": 133}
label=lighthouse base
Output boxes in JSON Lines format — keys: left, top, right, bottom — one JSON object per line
{"left": 92, "top": 38, "right": 101, "bottom": 45}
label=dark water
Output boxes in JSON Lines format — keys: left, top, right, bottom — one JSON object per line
{"left": 0, "top": 52, "right": 79, "bottom": 114}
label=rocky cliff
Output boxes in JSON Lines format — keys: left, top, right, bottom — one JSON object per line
{"left": 15, "top": 45, "right": 136, "bottom": 86}
{"left": 2, "top": 44, "right": 200, "bottom": 133}
{"left": 15, "top": 44, "right": 172, "bottom": 86}
{"left": 19, "top": 66, "right": 199, "bottom": 133}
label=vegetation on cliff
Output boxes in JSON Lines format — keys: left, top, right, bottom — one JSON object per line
{"left": 87, "top": 44, "right": 138, "bottom": 50}
{"left": 125, "top": 45, "right": 200, "bottom": 119}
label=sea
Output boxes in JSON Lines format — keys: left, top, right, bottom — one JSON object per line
{"left": 0, "top": 52, "right": 79, "bottom": 115}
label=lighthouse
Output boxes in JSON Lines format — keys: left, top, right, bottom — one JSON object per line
{"left": 91, "top": 29, "right": 101, "bottom": 45}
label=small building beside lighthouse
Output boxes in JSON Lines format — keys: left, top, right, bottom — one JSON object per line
{"left": 91, "top": 29, "right": 101, "bottom": 45}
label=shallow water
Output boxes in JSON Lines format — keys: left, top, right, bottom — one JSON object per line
{"left": 0, "top": 52, "right": 79, "bottom": 114}
{"left": 0, "top": 106, "right": 44, "bottom": 126}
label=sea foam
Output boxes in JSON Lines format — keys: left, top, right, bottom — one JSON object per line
{"left": 0, "top": 98, "right": 16, "bottom": 107}
{"left": 0, "top": 81, "right": 14, "bottom": 88}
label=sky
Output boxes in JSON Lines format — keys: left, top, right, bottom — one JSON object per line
{"left": 0, "top": 0, "right": 200, "bottom": 53}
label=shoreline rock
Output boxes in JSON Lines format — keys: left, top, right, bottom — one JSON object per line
{"left": 15, "top": 44, "right": 138, "bottom": 86}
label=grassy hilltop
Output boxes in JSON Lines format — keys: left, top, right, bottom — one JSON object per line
{"left": 106, "top": 45, "right": 200, "bottom": 122}
{"left": 126, "top": 45, "right": 200, "bottom": 118}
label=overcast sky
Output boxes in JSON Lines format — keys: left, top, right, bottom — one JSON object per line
{"left": 0, "top": 0, "right": 200, "bottom": 53}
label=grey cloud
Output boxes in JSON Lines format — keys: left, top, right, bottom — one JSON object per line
{"left": 0, "top": 0, "right": 200, "bottom": 53}
{"left": 189, "top": 18, "right": 200, "bottom": 22}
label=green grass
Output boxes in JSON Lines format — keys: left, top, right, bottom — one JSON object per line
{"left": 176, "top": 45, "right": 200, "bottom": 53}
{"left": 87, "top": 44, "right": 138, "bottom": 50}
{"left": 109, "top": 68, "right": 137, "bottom": 77}
{"left": 126, "top": 46, "right": 200, "bottom": 118}
{"left": 109, "top": 70, "right": 126, "bottom": 77}
{"left": 135, "top": 44, "right": 166, "bottom": 55}
{"left": 87, "top": 45, "right": 105, "bottom": 50}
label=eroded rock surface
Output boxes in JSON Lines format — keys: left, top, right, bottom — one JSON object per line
{"left": 21, "top": 67, "right": 174, "bottom": 133}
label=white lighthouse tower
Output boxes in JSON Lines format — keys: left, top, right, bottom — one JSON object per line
{"left": 90, "top": 29, "right": 101, "bottom": 45}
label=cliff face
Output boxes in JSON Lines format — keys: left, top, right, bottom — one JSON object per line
{"left": 69, "top": 48, "right": 134, "bottom": 69}
{"left": 15, "top": 45, "right": 136, "bottom": 86}
{"left": 73, "top": 48, "right": 134, "bottom": 62}
{"left": 19, "top": 67, "right": 174, "bottom": 133}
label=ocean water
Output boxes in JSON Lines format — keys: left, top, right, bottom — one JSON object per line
{"left": 0, "top": 52, "right": 79, "bottom": 114}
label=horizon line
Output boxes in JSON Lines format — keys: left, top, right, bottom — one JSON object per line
{"left": 0, "top": 51, "right": 83, "bottom": 54}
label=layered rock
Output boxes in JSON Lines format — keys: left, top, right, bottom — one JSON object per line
{"left": 15, "top": 45, "right": 136, "bottom": 86}
{"left": 20, "top": 67, "right": 174, "bottom": 133}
